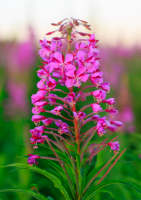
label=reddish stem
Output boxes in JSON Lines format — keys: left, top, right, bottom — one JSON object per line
{"left": 70, "top": 87, "right": 80, "bottom": 154}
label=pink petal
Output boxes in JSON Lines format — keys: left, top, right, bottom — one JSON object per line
{"left": 77, "top": 51, "right": 85, "bottom": 61}
{"left": 79, "top": 74, "right": 89, "bottom": 82}
{"left": 77, "top": 66, "right": 86, "bottom": 76}
{"left": 49, "top": 62, "right": 58, "bottom": 73}
{"left": 65, "top": 79, "right": 74, "bottom": 88}
{"left": 89, "top": 34, "right": 95, "bottom": 42}
{"left": 85, "top": 56, "right": 94, "bottom": 63}
{"left": 66, "top": 70, "right": 75, "bottom": 77}
{"left": 65, "top": 54, "right": 73, "bottom": 64}
{"left": 54, "top": 52, "right": 63, "bottom": 63}
{"left": 65, "top": 64, "right": 76, "bottom": 71}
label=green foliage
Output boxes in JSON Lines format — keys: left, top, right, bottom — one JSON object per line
{"left": 1, "top": 44, "right": 141, "bottom": 200}
{"left": 0, "top": 188, "right": 49, "bottom": 200}
{"left": 82, "top": 179, "right": 141, "bottom": 200}
{"left": 0, "top": 163, "right": 72, "bottom": 200}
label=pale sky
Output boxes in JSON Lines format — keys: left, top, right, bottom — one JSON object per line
{"left": 0, "top": 0, "right": 141, "bottom": 47}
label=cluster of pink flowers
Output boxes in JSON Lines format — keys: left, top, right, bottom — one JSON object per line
{"left": 28, "top": 18, "right": 122, "bottom": 165}
{"left": 1, "top": 28, "right": 36, "bottom": 118}
{"left": 100, "top": 47, "right": 136, "bottom": 133}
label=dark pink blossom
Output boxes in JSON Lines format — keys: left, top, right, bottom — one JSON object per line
{"left": 75, "top": 42, "right": 87, "bottom": 50}
{"left": 37, "top": 77, "right": 57, "bottom": 91}
{"left": 51, "top": 106, "right": 63, "bottom": 115}
{"left": 27, "top": 154, "right": 40, "bottom": 166}
{"left": 97, "top": 126, "right": 106, "bottom": 137}
{"left": 55, "top": 120, "right": 69, "bottom": 135}
{"left": 103, "top": 98, "right": 116, "bottom": 105}
{"left": 99, "top": 82, "right": 110, "bottom": 92}
{"left": 107, "top": 124, "right": 118, "bottom": 132}
{"left": 48, "top": 94, "right": 58, "bottom": 103}
{"left": 64, "top": 92, "right": 76, "bottom": 106}
{"left": 111, "top": 120, "right": 122, "bottom": 127}
{"left": 106, "top": 108, "right": 118, "bottom": 115}
{"left": 29, "top": 18, "right": 123, "bottom": 169}
{"left": 42, "top": 118, "right": 53, "bottom": 126}
{"left": 31, "top": 90, "right": 47, "bottom": 104}
{"left": 91, "top": 103, "right": 102, "bottom": 113}
{"left": 92, "top": 115, "right": 100, "bottom": 120}
{"left": 108, "top": 141, "right": 120, "bottom": 152}
{"left": 32, "top": 107, "right": 45, "bottom": 114}
{"left": 32, "top": 101, "right": 48, "bottom": 114}
{"left": 30, "top": 126, "right": 47, "bottom": 148}
{"left": 73, "top": 112, "right": 86, "bottom": 120}
{"left": 89, "top": 34, "right": 95, "bottom": 42}
{"left": 65, "top": 66, "right": 89, "bottom": 88}
{"left": 91, "top": 90, "right": 106, "bottom": 102}
{"left": 31, "top": 115, "right": 45, "bottom": 124}
{"left": 90, "top": 72, "right": 103, "bottom": 86}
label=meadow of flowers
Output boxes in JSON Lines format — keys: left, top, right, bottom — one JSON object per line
{"left": 0, "top": 20, "right": 141, "bottom": 200}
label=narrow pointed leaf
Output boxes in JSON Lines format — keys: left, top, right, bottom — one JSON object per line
{"left": 0, "top": 163, "right": 72, "bottom": 200}
{"left": 83, "top": 179, "right": 141, "bottom": 200}
{"left": 0, "top": 188, "right": 48, "bottom": 200}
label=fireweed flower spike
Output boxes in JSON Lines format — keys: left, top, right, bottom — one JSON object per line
{"left": 27, "top": 18, "right": 128, "bottom": 200}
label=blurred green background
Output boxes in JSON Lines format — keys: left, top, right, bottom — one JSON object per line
{"left": 0, "top": 0, "right": 141, "bottom": 199}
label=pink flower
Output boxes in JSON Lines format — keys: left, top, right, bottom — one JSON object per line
{"left": 29, "top": 18, "right": 123, "bottom": 171}
{"left": 42, "top": 118, "right": 53, "bottom": 126}
{"left": 30, "top": 126, "right": 47, "bottom": 148}
{"left": 54, "top": 52, "right": 73, "bottom": 66}
{"left": 64, "top": 92, "right": 76, "bottom": 107}
{"left": 106, "top": 108, "right": 118, "bottom": 115}
{"left": 91, "top": 103, "right": 102, "bottom": 113}
{"left": 32, "top": 107, "right": 45, "bottom": 115}
{"left": 92, "top": 115, "right": 100, "bottom": 120}
{"left": 27, "top": 154, "right": 40, "bottom": 166}
{"left": 53, "top": 52, "right": 74, "bottom": 74}
{"left": 31, "top": 91, "right": 47, "bottom": 104}
{"left": 97, "top": 117, "right": 107, "bottom": 127}
{"left": 107, "top": 124, "right": 118, "bottom": 132}
{"left": 77, "top": 51, "right": 95, "bottom": 72}
{"left": 73, "top": 112, "right": 86, "bottom": 120}
{"left": 55, "top": 120, "right": 69, "bottom": 135}
{"left": 108, "top": 141, "right": 120, "bottom": 152}
{"left": 97, "top": 126, "right": 106, "bottom": 137}
{"left": 111, "top": 120, "right": 122, "bottom": 127}
{"left": 30, "top": 126, "right": 45, "bottom": 135}
{"left": 89, "top": 34, "right": 95, "bottom": 42}
{"left": 99, "top": 82, "right": 110, "bottom": 92}
{"left": 75, "top": 41, "right": 87, "bottom": 50}
{"left": 37, "top": 67, "right": 50, "bottom": 79}
{"left": 51, "top": 106, "right": 63, "bottom": 115}
{"left": 90, "top": 72, "right": 103, "bottom": 86}
{"left": 31, "top": 115, "right": 45, "bottom": 124}
{"left": 48, "top": 94, "right": 58, "bottom": 103}
{"left": 91, "top": 90, "right": 106, "bottom": 102}
{"left": 103, "top": 98, "right": 116, "bottom": 105}
{"left": 65, "top": 66, "right": 89, "bottom": 88}
{"left": 37, "top": 77, "right": 57, "bottom": 91}
{"left": 32, "top": 101, "right": 48, "bottom": 114}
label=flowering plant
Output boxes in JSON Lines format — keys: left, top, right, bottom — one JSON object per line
{"left": 1, "top": 18, "right": 141, "bottom": 200}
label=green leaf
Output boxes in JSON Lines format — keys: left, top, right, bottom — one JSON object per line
{"left": 98, "top": 189, "right": 114, "bottom": 198}
{"left": 0, "top": 188, "right": 48, "bottom": 200}
{"left": 45, "top": 160, "right": 67, "bottom": 180}
{"left": 45, "top": 159, "right": 74, "bottom": 196}
{"left": 40, "top": 145, "right": 72, "bottom": 166}
{"left": 0, "top": 163, "right": 72, "bottom": 200}
{"left": 85, "top": 161, "right": 107, "bottom": 187}
{"left": 82, "top": 179, "right": 141, "bottom": 200}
